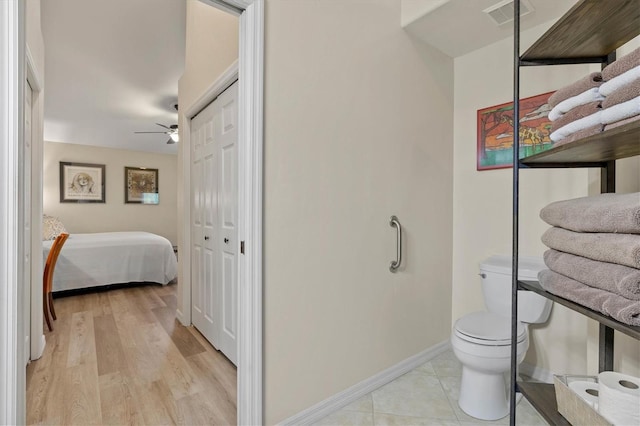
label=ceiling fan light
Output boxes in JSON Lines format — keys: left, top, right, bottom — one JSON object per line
{"left": 170, "top": 132, "right": 179, "bottom": 143}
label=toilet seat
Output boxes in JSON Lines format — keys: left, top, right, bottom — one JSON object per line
{"left": 454, "top": 312, "right": 526, "bottom": 346}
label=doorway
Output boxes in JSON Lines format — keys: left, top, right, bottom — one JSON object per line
{"left": 178, "top": 1, "right": 264, "bottom": 423}
{"left": 1, "top": 0, "right": 263, "bottom": 424}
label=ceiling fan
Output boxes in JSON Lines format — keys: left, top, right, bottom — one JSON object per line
{"left": 134, "top": 123, "right": 179, "bottom": 144}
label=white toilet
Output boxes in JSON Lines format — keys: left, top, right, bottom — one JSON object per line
{"left": 451, "top": 255, "right": 552, "bottom": 421}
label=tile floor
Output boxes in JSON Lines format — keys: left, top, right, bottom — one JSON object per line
{"left": 314, "top": 350, "right": 548, "bottom": 426}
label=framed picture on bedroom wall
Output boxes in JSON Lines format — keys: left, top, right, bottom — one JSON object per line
{"left": 125, "top": 166, "right": 159, "bottom": 204}
{"left": 59, "top": 162, "right": 106, "bottom": 203}
{"left": 477, "top": 91, "right": 555, "bottom": 171}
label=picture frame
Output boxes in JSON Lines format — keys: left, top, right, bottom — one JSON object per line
{"left": 125, "top": 166, "right": 159, "bottom": 204}
{"left": 59, "top": 162, "right": 106, "bottom": 203}
{"left": 477, "top": 91, "right": 555, "bottom": 171}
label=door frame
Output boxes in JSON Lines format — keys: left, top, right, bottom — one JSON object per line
{"left": 26, "top": 44, "right": 45, "bottom": 362}
{"left": 181, "top": 1, "right": 263, "bottom": 425}
{"left": 0, "top": 0, "right": 263, "bottom": 424}
{"left": 0, "top": 0, "right": 26, "bottom": 424}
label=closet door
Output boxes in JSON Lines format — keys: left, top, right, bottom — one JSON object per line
{"left": 190, "top": 81, "right": 238, "bottom": 365}
{"left": 191, "top": 99, "right": 219, "bottom": 348}
{"left": 215, "top": 82, "right": 238, "bottom": 364}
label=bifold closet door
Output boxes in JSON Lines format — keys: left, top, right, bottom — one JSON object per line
{"left": 191, "top": 81, "right": 238, "bottom": 365}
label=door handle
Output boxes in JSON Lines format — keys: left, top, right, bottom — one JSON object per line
{"left": 224, "top": 238, "right": 229, "bottom": 244}
{"left": 389, "top": 215, "right": 402, "bottom": 273}
{"left": 204, "top": 236, "right": 210, "bottom": 240}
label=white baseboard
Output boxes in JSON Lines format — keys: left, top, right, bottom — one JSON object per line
{"left": 520, "top": 362, "right": 553, "bottom": 384}
{"left": 40, "top": 334, "right": 46, "bottom": 354}
{"left": 279, "top": 340, "right": 450, "bottom": 426}
{"left": 176, "top": 309, "right": 187, "bottom": 326}
{"left": 30, "top": 334, "right": 46, "bottom": 361}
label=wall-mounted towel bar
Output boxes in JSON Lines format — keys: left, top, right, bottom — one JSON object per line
{"left": 390, "top": 215, "right": 402, "bottom": 273}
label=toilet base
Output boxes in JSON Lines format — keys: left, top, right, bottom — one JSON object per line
{"left": 458, "top": 366, "right": 508, "bottom": 421}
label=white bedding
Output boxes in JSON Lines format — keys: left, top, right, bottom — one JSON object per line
{"left": 43, "top": 231, "right": 178, "bottom": 292}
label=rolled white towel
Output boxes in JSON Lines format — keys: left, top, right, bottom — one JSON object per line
{"left": 599, "top": 66, "right": 640, "bottom": 97}
{"left": 601, "top": 96, "right": 640, "bottom": 124}
{"left": 550, "top": 111, "right": 602, "bottom": 142}
{"left": 549, "top": 88, "right": 605, "bottom": 121}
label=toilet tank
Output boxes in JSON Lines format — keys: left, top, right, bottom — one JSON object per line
{"left": 479, "top": 255, "right": 553, "bottom": 323}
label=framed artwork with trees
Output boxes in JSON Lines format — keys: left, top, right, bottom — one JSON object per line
{"left": 477, "top": 91, "right": 554, "bottom": 170}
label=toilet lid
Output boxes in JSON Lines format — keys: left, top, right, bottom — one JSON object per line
{"left": 455, "top": 312, "right": 526, "bottom": 345}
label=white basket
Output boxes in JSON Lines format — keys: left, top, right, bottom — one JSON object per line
{"left": 554, "top": 375, "right": 612, "bottom": 426}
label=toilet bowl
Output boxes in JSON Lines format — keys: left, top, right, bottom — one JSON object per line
{"left": 451, "top": 256, "right": 552, "bottom": 420}
{"left": 451, "top": 312, "right": 528, "bottom": 420}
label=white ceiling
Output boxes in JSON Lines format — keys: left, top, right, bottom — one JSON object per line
{"left": 41, "top": 0, "right": 186, "bottom": 155}
{"left": 403, "top": 0, "right": 577, "bottom": 58}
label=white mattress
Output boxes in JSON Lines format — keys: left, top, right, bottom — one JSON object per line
{"left": 43, "top": 231, "right": 178, "bottom": 292}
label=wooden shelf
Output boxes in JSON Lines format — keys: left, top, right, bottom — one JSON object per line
{"left": 518, "top": 280, "right": 640, "bottom": 340}
{"left": 520, "top": 121, "right": 640, "bottom": 166}
{"left": 517, "top": 382, "right": 570, "bottom": 426}
{"left": 521, "top": 0, "right": 640, "bottom": 62}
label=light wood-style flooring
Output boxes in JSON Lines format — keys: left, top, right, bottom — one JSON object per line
{"left": 26, "top": 283, "right": 237, "bottom": 425}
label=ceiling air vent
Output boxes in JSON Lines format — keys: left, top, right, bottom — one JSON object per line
{"left": 483, "top": 0, "right": 534, "bottom": 26}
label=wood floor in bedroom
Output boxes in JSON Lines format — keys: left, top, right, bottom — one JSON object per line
{"left": 26, "top": 283, "right": 237, "bottom": 425}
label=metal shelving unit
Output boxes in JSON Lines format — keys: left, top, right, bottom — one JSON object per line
{"left": 510, "top": 1, "right": 640, "bottom": 424}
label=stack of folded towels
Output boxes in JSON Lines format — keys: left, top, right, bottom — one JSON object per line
{"left": 537, "top": 192, "right": 640, "bottom": 326}
{"left": 547, "top": 47, "right": 640, "bottom": 146}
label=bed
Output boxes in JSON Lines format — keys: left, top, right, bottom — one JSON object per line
{"left": 42, "top": 231, "right": 178, "bottom": 292}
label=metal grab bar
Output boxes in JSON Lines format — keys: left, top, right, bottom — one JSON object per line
{"left": 389, "top": 215, "right": 402, "bottom": 272}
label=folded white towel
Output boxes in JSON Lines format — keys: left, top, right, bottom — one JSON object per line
{"left": 550, "top": 111, "right": 602, "bottom": 142}
{"left": 549, "top": 88, "right": 605, "bottom": 121}
{"left": 601, "top": 96, "right": 640, "bottom": 124}
{"left": 599, "top": 66, "right": 640, "bottom": 97}
{"left": 551, "top": 96, "right": 640, "bottom": 141}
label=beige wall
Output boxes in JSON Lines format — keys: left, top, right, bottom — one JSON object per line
{"left": 26, "top": 0, "right": 45, "bottom": 75}
{"left": 452, "top": 23, "right": 640, "bottom": 377}
{"left": 176, "top": 0, "right": 238, "bottom": 319}
{"left": 264, "top": 0, "right": 454, "bottom": 423}
{"left": 43, "top": 141, "right": 178, "bottom": 244}
{"left": 26, "top": 0, "right": 45, "bottom": 238}
{"left": 178, "top": 0, "right": 238, "bottom": 112}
